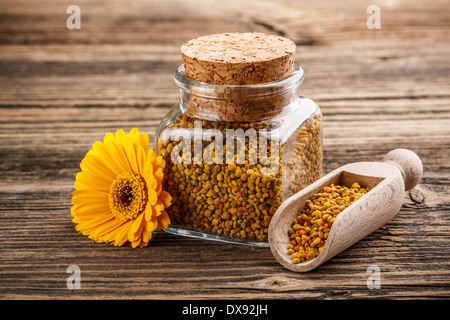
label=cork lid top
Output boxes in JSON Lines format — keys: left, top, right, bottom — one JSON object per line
{"left": 181, "top": 32, "right": 296, "bottom": 85}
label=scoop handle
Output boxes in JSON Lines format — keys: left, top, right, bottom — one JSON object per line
{"left": 382, "top": 149, "right": 423, "bottom": 191}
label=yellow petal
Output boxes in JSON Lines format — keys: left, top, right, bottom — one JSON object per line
{"left": 136, "top": 145, "right": 146, "bottom": 176}
{"left": 155, "top": 155, "right": 165, "bottom": 170}
{"left": 144, "top": 204, "right": 153, "bottom": 222}
{"left": 131, "top": 238, "right": 143, "bottom": 248}
{"left": 142, "top": 216, "right": 157, "bottom": 243}
{"left": 71, "top": 205, "right": 77, "bottom": 218}
{"left": 142, "top": 223, "right": 153, "bottom": 243}
{"left": 71, "top": 205, "right": 102, "bottom": 222}
{"left": 72, "top": 199, "right": 111, "bottom": 217}
{"left": 104, "top": 134, "right": 133, "bottom": 173}
{"left": 114, "top": 221, "right": 132, "bottom": 246}
{"left": 143, "top": 162, "right": 157, "bottom": 190}
{"left": 113, "top": 129, "right": 126, "bottom": 142}
{"left": 90, "top": 141, "right": 121, "bottom": 173}
{"left": 157, "top": 210, "right": 170, "bottom": 229}
{"left": 139, "top": 132, "right": 149, "bottom": 150}
{"left": 130, "top": 213, "right": 145, "bottom": 237}
{"left": 126, "top": 129, "right": 141, "bottom": 153}
{"left": 72, "top": 205, "right": 108, "bottom": 221}
{"left": 74, "top": 179, "right": 88, "bottom": 192}
{"left": 153, "top": 199, "right": 165, "bottom": 216}
{"left": 143, "top": 160, "right": 153, "bottom": 178}
{"left": 87, "top": 217, "right": 124, "bottom": 240}
{"left": 72, "top": 189, "right": 109, "bottom": 202}
{"left": 155, "top": 183, "right": 162, "bottom": 196}
{"left": 147, "top": 148, "right": 157, "bottom": 165}
{"left": 154, "top": 167, "right": 164, "bottom": 187}
{"left": 82, "top": 151, "right": 118, "bottom": 181}
{"left": 159, "top": 190, "right": 172, "bottom": 208}
{"left": 148, "top": 188, "right": 158, "bottom": 206}
{"left": 147, "top": 214, "right": 158, "bottom": 230}
{"left": 124, "top": 136, "right": 139, "bottom": 174}
{"left": 76, "top": 211, "right": 115, "bottom": 230}
{"left": 101, "top": 227, "right": 121, "bottom": 244}
{"left": 94, "top": 140, "right": 128, "bottom": 174}
{"left": 75, "top": 171, "right": 111, "bottom": 191}
{"left": 79, "top": 149, "right": 94, "bottom": 172}
{"left": 129, "top": 127, "right": 141, "bottom": 138}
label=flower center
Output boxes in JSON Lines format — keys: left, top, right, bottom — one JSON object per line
{"left": 109, "top": 172, "right": 148, "bottom": 221}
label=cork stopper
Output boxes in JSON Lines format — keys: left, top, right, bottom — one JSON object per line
{"left": 181, "top": 32, "right": 296, "bottom": 85}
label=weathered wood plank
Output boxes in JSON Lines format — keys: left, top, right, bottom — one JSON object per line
{"left": 1, "top": 0, "right": 449, "bottom": 46}
{"left": 1, "top": 100, "right": 448, "bottom": 299}
{"left": 1, "top": 42, "right": 450, "bottom": 104}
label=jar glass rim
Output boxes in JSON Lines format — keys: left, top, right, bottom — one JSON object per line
{"left": 174, "top": 64, "right": 304, "bottom": 97}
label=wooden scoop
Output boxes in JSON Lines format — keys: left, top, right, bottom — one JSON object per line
{"left": 268, "top": 149, "right": 423, "bottom": 272}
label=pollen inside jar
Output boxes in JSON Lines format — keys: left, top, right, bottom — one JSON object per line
{"left": 156, "top": 32, "right": 323, "bottom": 246}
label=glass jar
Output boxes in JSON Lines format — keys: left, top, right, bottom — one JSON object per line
{"left": 156, "top": 64, "right": 322, "bottom": 247}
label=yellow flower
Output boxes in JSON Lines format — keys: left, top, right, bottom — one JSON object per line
{"left": 71, "top": 128, "right": 171, "bottom": 248}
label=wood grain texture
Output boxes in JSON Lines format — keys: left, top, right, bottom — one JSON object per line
{"left": 0, "top": 0, "right": 449, "bottom": 299}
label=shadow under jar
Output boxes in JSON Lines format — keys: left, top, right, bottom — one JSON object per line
{"left": 156, "top": 64, "right": 322, "bottom": 247}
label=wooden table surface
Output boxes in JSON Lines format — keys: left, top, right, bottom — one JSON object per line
{"left": 1, "top": 0, "right": 449, "bottom": 300}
